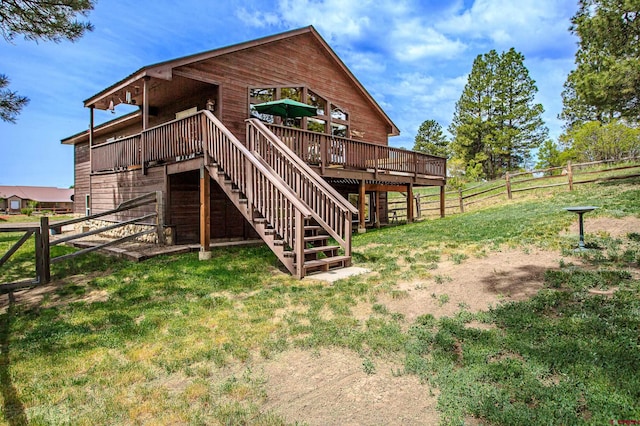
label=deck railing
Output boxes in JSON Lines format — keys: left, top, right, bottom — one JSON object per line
{"left": 91, "top": 115, "right": 446, "bottom": 180}
{"left": 264, "top": 123, "right": 447, "bottom": 178}
{"left": 143, "top": 114, "right": 204, "bottom": 166}
{"left": 91, "top": 134, "right": 141, "bottom": 173}
{"left": 247, "top": 119, "right": 356, "bottom": 255}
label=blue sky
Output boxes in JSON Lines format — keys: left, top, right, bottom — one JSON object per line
{"left": 0, "top": 0, "right": 578, "bottom": 188}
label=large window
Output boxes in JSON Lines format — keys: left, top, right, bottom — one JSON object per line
{"left": 248, "top": 86, "right": 349, "bottom": 135}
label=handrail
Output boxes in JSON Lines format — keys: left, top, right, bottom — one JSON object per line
{"left": 247, "top": 119, "right": 358, "bottom": 214}
{"left": 201, "top": 111, "right": 312, "bottom": 263}
{"left": 246, "top": 119, "right": 354, "bottom": 253}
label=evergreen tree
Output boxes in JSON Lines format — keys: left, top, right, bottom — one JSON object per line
{"left": 561, "top": 0, "right": 640, "bottom": 127}
{"left": 0, "top": 0, "right": 95, "bottom": 123}
{"left": 413, "top": 119, "right": 450, "bottom": 157}
{"left": 450, "top": 49, "right": 547, "bottom": 180}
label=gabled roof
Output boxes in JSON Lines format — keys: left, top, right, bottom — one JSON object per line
{"left": 0, "top": 186, "right": 74, "bottom": 203}
{"left": 83, "top": 26, "right": 399, "bottom": 136}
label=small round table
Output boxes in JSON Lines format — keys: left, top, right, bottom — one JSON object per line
{"left": 564, "top": 206, "right": 598, "bottom": 249}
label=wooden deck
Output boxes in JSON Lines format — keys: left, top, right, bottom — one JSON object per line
{"left": 90, "top": 113, "right": 447, "bottom": 186}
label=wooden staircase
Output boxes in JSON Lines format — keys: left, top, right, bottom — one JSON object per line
{"left": 200, "top": 111, "right": 357, "bottom": 278}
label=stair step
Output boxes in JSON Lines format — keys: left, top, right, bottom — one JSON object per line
{"left": 304, "top": 235, "right": 329, "bottom": 243}
{"left": 304, "top": 225, "right": 323, "bottom": 233}
{"left": 305, "top": 245, "right": 340, "bottom": 255}
{"left": 254, "top": 218, "right": 268, "bottom": 224}
{"left": 300, "top": 255, "right": 351, "bottom": 272}
{"left": 273, "top": 239, "right": 286, "bottom": 246}
{"left": 231, "top": 188, "right": 241, "bottom": 193}
{"left": 239, "top": 198, "right": 248, "bottom": 205}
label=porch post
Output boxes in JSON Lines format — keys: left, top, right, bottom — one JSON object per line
{"left": 88, "top": 106, "right": 94, "bottom": 215}
{"left": 375, "top": 191, "right": 381, "bottom": 229}
{"left": 142, "top": 76, "right": 150, "bottom": 130}
{"left": 199, "top": 165, "right": 211, "bottom": 260}
{"left": 407, "top": 182, "right": 414, "bottom": 223}
{"left": 358, "top": 179, "right": 366, "bottom": 233}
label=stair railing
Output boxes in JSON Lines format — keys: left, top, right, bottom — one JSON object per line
{"left": 201, "top": 111, "right": 312, "bottom": 277}
{"left": 246, "top": 118, "right": 357, "bottom": 256}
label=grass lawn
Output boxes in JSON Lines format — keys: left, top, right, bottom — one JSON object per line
{"left": 1, "top": 178, "right": 639, "bottom": 425}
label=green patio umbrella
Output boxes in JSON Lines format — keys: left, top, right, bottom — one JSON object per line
{"left": 253, "top": 98, "right": 317, "bottom": 120}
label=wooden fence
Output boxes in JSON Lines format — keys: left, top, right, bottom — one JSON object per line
{"left": 388, "top": 157, "right": 640, "bottom": 222}
{"left": 0, "top": 192, "right": 163, "bottom": 293}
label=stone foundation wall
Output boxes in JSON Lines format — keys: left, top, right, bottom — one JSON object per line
{"left": 75, "top": 219, "right": 174, "bottom": 245}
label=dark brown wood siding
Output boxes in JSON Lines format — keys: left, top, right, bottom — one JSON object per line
{"left": 168, "top": 170, "right": 258, "bottom": 244}
{"left": 90, "top": 167, "right": 165, "bottom": 222}
{"left": 74, "top": 142, "right": 90, "bottom": 215}
{"left": 176, "top": 31, "right": 391, "bottom": 144}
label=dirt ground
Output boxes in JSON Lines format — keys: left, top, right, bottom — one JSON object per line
{"left": 256, "top": 216, "right": 640, "bottom": 425}
{"left": 2, "top": 216, "right": 639, "bottom": 424}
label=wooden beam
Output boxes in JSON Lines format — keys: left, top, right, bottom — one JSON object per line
{"left": 375, "top": 191, "right": 380, "bottom": 228}
{"left": 407, "top": 182, "right": 414, "bottom": 223}
{"left": 440, "top": 185, "right": 445, "bottom": 218}
{"left": 199, "top": 166, "right": 211, "bottom": 259}
{"left": 358, "top": 179, "right": 366, "bottom": 232}
{"left": 142, "top": 76, "right": 150, "bottom": 130}
{"left": 365, "top": 183, "right": 406, "bottom": 192}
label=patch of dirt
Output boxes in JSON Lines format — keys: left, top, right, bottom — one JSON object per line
{"left": 0, "top": 273, "right": 107, "bottom": 314}
{"left": 377, "top": 248, "right": 577, "bottom": 323}
{"left": 261, "top": 348, "right": 439, "bottom": 426}
{"left": 564, "top": 216, "right": 640, "bottom": 238}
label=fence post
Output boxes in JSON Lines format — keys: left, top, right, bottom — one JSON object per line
{"left": 440, "top": 186, "right": 445, "bottom": 218}
{"left": 458, "top": 189, "right": 464, "bottom": 213}
{"left": 567, "top": 160, "right": 573, "bottom": 191}
{"left": 39, "top": 216, "right": 50, "bottom": 284}
{"left": 505, "top": 172, "right": 512, "bottom": 199}
{"left": 155, "top": 191, "right": 166, "bottom": 245}
{"left": 415, "top": 193, "right": 421, "bottom": 219}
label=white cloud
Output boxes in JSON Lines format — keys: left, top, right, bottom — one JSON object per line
{"left": 438, "top": 0, "right": 576, "bottom": 56}
{"left": 392, "top": 24, "right": 467, "bottom": 61}
{"left": 235, "top": 7, "right": 281, "bottom": 28}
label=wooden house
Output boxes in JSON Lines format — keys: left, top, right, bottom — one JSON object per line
{"left": 62, "top": 26, "right": 446, "bottom": 278}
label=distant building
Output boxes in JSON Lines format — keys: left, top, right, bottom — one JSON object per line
{"left": 0, "top": 186, "right": 74, "bottom": 214}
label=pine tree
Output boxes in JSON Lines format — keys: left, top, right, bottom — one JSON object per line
{"left": 0, "top": 0, "right": 95, "bottom": 123}
{"left": 561, "top": 0, "right": 640, "bottom": 126}
{"left": 450, "top": 49, "right": 547, "bottom": 180}
{"left": 413, "top": 120, "right": 450, "bottom": 158}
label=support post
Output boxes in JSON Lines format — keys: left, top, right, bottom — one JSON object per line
{"left": 375, "top": 191, "right": 381, "bottom": 228}
{"left": 199, "top": 166, "right": 211, "bottom": 260}
{"left": 407, "top": 183, "right": 414, "bottom": 223}
{"left": 440, "top": 186, "right": 445, "bottom": 218}
{"left": 40, "top": 216, "right": 50, "bottom": 284}
{"left": 567, "top": 160, "right": 573, "bottom": 191}
{"left": 142, "top": 76, "right": 149, "bottom": 175}
{"left": 155, "top": 191, "right": 166, "bottom": 245}
{"left": 459, "top": 188, "right": 464, "bottom": 213}
{"left": 506, "top": 172, "right": 512, "bottom": 199}
{"left": 358, "top": 179, "right": 366, "bottom": 233}
{"left": 89, "top": 106, "right": 94, "bottom": 173}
